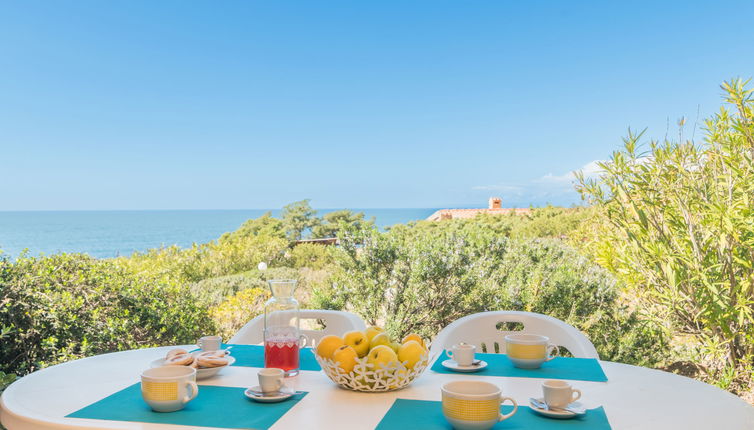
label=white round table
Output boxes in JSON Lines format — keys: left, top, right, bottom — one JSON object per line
{"left": 2, "top": 346, "right": 753, "bottom": 429}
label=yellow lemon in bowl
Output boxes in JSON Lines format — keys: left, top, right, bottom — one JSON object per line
{"left": 316, "top": 335, "right": 345, "bottom": 359}
{"left": 402, "top": 333, "right": 425, "bottom": 348}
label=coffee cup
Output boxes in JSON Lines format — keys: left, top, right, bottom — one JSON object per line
{"left": 446, "top": 343, "right": 476, "bottom": 366}
{"left": 198, "top": 335, "right": 222, "bottom": 352}
{"left": 504, "top": 334, "right": 558, "bottom": 369}
{"left": 258, "top": 368, "right": 285, "bottom": 393}
{"left": 543, "top": 379, "right": 581, "bottom": 408}
{"left": 141, "top": 366, "right": 198, "bottom": 412}
{"left": 442, "top": 380, "right": 517, "bottom": 430}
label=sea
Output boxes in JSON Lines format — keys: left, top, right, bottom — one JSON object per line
{"left": 0, "top": 209, "right": 438, "bottom": 259}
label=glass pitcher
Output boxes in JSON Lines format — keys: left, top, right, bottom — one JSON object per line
{"left": 263, "top": 279, "right": 306, "bottom": 376}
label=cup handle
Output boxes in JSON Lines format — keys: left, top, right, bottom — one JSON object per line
{"left": 498, "top": 396, "right": 518, "bottom": 421}
{"left": 299, "top": 334, "right": 308, "bottom": 348}
{"left": 545, "top": 344, "right": 559, "bottom": 361}
{"left": 446, "top": 350, "right": 453, "bottom": 359}
{"left": 276, "top": 378, "right": 285, "bottom": 391}
{"left": 571, "top": 388, "right": 582, "bottom": 403}
{"left": 183, "top": 381, "right": 198, "bottom": 403}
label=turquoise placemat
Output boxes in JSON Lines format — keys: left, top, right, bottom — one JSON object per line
{"left": 192, "top": 344, "right": 321, "bottom": 371}
{"left": 431, "top": 352, "right": 607, "bottom": 382}
{"left": 376, "top": 399, "right": 612, "bottom": 429}
{"left": 67, "top": 383, "right": 307, "bottom": 429}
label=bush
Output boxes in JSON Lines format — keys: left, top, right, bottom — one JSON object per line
{"left": 389, "top": 207, "right": 591, "bottom": 241}
{"left": 286, "top": 243, "right": 336, "bottom": 270}
{"left": 577, "top": 79, "right": 754, "bottom": 391}
{"left": 0, "top": 254, "right": 215, "bottom": 376}
{"left": 312, "top": 226, "right": 667, "bottom": 366}
{"left": 210, "top": 287, "right": 269, "bottom": 340}
{"left": 191, "top": 266, "right": 332, "bottom": 339}
{"left": 190, "top": 267, "right": 298, "bottom": 305}
{"left": 116, "top": 234, "right": 289, "bottom": 285}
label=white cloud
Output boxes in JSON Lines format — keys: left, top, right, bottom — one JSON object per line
{"left": 536, "top": 160, "right": 605, "bottom": 185}
{"left": 470, "top": 159, "right": 608, "bottom": 206}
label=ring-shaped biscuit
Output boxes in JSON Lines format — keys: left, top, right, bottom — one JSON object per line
{"left": 198, "top": 350, "right": 226, "bottom": 359}
{"left": 166, "top": 348, "right": 189, "bottom": 359}
{"left": 197, "top": 355, "right": 228, "bottom": 368}
{"left": 165, "top": 353, "right": 194, "bottom": 366}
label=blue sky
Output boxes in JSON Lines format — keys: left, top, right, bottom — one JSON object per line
{"left": 1, "top": 1, "right": 753, "bottom": 210}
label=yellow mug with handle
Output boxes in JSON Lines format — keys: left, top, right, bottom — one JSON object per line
{"left": 504, "top": 333, "right": 559, "bottom": 369}
{"left": 442, "top": 380, "right": 517, "bottom": 430}
{"left": 141, "top": 366, "right": 198, "bottom": 412}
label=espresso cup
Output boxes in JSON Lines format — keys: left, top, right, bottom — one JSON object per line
{"left": 258, "top": 368, "right": 285, "bottom": 393}
{"left": 543, "top": 379, "right": 582, "bottom": 408}
{"left": 141, "top": 366, "right": 198, "bottom": 412}
{"left": 442, "top": 380, "right": 517, "bottom": 430}
{"left": 198, "top": 335, "right": 222, "bottom": 352}
{"left": 446, "top": 343, "right": 476, "bottom": 366}
{"left": 504, "top": 334, "right": 558, "bottom": 369}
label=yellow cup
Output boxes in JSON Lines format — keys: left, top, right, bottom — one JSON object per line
{"left": 504, "top": 334, "right": 558, "bottom": 369}
{"left": 441, "top": 380, "right": 517, "bottom": 430}
{"left": 141, "top": 366, "right": 198, "bottom": 412}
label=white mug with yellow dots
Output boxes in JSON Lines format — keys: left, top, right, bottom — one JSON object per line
{"left": 504, "top": 333, "right": 559, "bottom": 369}
{"left": 441, "top": 380, "right": 517, "bottom": 430}
{"left": 141, "top": 366, "right": 198, "bottom": 412}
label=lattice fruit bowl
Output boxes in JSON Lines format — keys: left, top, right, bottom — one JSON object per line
{"left": 315, "top": 352, "right": 431, "bottom": 392}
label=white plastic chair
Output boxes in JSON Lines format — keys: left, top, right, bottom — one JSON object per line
{"left": 229, "top": 309, "right": 367, "bottom": 347}
{"left": 430, "top": 311, "right": 599, "bottom": 359}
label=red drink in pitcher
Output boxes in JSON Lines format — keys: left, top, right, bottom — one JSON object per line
{"left": 264, "top": 337, "right": 300, "bottom": 372}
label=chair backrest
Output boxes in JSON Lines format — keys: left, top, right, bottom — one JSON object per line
{"left": 228, "top": 309, "right": 367, "bottom": 347}
{"left": 430, "top": 311, "right": 599, "bottom": 359}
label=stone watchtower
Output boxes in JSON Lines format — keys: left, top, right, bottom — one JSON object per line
{"left": 488, "top": 197, "right": 502, "bottom": 209}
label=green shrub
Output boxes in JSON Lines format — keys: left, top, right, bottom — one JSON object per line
{"left": 577, "top": 79, "right": 754, "bottom": 390}
{"left": 210, "top": 287, "right": 269, "bottom": 340}
{"left": 116, "top": 234, "right": 289, "bottom": 285}
{"left": 287, "top": 243, "right": 336, "bottom": 270}
{"left": 312, "top": 226, "right": 667, "bottom": 366}
{"left": 508, "top": 206, "right": 592, "bottom": 239}
{"left": 389, "top": 207, "right": 590, "bottom": 241}
{"left": 0, "top": 254, "right": 215, "bottom": 376}
{"left": 311, "top": 209, "right": 376, "bottom": 238}
{"left": 190, "top": 267, "right": 298, "bottom": 305}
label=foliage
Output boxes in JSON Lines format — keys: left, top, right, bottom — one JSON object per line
{"left": 224, "top": 212, "right": 286, "bottom": 240}
{"left": 116, "top": 233, "right": 289, "bottom": 285}
{"left": 0, "top": 254, "right": 214, "bottom": 376}
{"left": 0, "top": 329, "right": 16, "bottom": 399}
{"left": 282, "top": 200, "right": 320, "bottom": 240}
{"left": 210, "top": 287, "right": 269, "bottom": 340}
{"left": 189, "top": 267, "right": 298, "bottom": 305}
{"left": 388, "top": 207, "right": 591, "bottom": 241}
{"left": 508, "top": 206, "right": 593, "bottom": 239}
{"left": 577, "top": 78, "right": 754, "bottom": 390}
{"left": 192, "top": 266, "right": 330, "bottom": 339}
{"left": 312, "top": 226, "right": 667, "bottom": 366}
{"left": 286, "top": 243, "right": 336, "bottom": 270}
{"left": 0, "top": 371, "right": 14, "bottom": 393}
{"left": 311, "top": 210, "right": 376, "bottom": 238}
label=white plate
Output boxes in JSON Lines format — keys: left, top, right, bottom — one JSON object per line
{"left": 150, "top": 353, "right": 235, "bottom": 380}
{"left": 244, "top": 386, "right": 295, "bottom": 403}
{"left": 441, "top": 359, "right": 488, "bottom": 372}
{"left": 528, "top": 398, "right": 585, "bottom": 419}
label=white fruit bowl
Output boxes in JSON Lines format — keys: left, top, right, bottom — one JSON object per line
{"left": 314, "top": 353, "right": 431, "bottom": 392}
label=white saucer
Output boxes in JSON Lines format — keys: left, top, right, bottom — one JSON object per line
{"left": 529, "top": 398, "right": 586, "bottom": 419}
{"left": 150, "top": 354, "right": 235, "bottom": 380}
{"left": 244, "top": 386, "right": 295, "bottom": 403}
{"left": 441, "top": 359, "right": 488, "bottom": 372}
